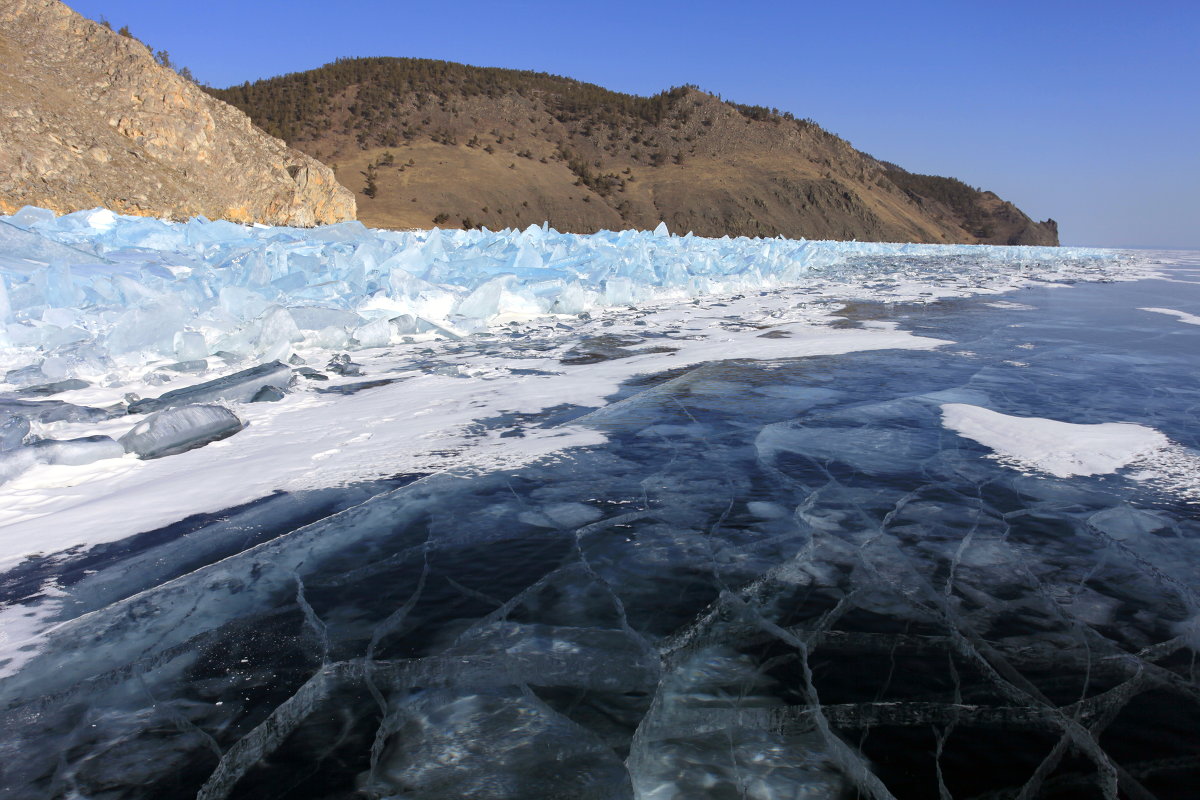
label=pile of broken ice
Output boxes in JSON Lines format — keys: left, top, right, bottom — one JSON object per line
{"left": 0, "top": 206, "right": 1127, "bottom": 484}
{"left": 1, "top": 206, "right": 1122, "bottom": 383}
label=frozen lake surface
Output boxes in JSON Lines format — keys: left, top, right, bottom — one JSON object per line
{"left": 1, "top": 211, "right": 1198, "bottom": 799}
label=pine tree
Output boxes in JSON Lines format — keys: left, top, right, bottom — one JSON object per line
{"left": 362, "top": 164, "right": 378, "bottom": 199}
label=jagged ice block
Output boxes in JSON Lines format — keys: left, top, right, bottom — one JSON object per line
{"left": 127, "top": 360, "right": 292, "bottom": 414}
{"left": 119, "top": 404, "right": 245, "bottom": 459}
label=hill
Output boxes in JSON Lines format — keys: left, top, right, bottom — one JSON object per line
{"left": 0, "top": 0, "right": 354, "bottom": 226}
{"left": 208, "top": 57, "right": 1057, "bottom": 244}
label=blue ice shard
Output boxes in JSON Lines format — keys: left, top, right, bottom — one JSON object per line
{"left": 119, "top": 404, "right": 244, "bottom": 459}
{"left": 127, "top": 361, "right": 292, "bottom": 414}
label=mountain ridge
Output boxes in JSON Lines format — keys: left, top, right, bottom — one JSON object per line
{"left": 208, "top": 57, "right": 1057, "bottom": 245}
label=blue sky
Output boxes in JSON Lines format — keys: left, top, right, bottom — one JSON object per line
{"left": 64, "top": 0, "right": 1199, "bottom": 248}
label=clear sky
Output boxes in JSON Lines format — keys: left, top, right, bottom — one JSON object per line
{"left": 63, "top": 0, "right": 1199, "bottom": 249}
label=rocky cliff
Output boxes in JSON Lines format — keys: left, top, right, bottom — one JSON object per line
{"left": 210, "top": 58, "right": 1057, "bottom": 244}
{"left": 0, "top": 0, "right": 355, "bottom": 226}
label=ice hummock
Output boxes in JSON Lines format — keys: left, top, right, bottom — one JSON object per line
{"left": 0, "top": 206, "right": 1137, "bottom": 387}
{"left": 119, "top": 404, "right": 245, "bottom": 459}
{"left": 127, "top": 360, "right": 292, "bottom": 413}
{"left": 0, "top": 397, "right": 108, "bottom": 424}
{"left": 0, "top": 413, "right": 30, "bottom": 450}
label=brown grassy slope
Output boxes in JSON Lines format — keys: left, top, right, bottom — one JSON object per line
{"left": 210, "top": 58, "right": 1056, "bottom": 244}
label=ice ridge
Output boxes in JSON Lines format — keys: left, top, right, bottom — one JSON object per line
{"left": 1, "top": 206, "right": 1133, "bottom": 385}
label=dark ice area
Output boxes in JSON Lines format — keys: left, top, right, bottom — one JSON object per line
{"left": 2, "top": 263, "right": 1199, "bottom": 799}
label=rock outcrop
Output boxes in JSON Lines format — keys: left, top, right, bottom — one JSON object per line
{"left": 0, "top": 0, "right": 355, "bottom": 226}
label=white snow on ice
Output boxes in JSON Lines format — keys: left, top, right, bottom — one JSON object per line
{"left": 1139, "top": 307, "right": 1200, "bottom": 326}
{"left": 940, "top": 403, "right": 1169, "bottom": 478}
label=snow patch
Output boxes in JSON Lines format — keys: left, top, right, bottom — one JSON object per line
{"left": 940, "top": 403, "right": 1169, "bottom": 478}
{"left": 1139, "top": 307, "right": 1200, "bottom": 326}
{"left": 984, "top": 301, "right": 1037, "bottom": 310}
